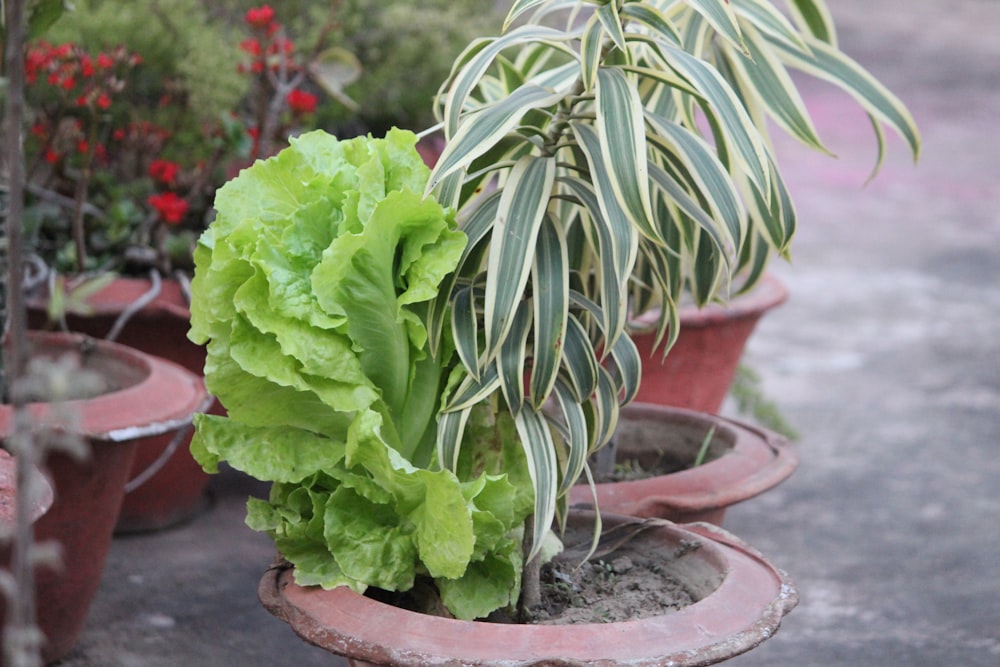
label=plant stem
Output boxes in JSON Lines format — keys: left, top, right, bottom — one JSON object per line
{"left": 3, "top": 1, "right": 45, "bottom": 664}
{"left": 518, "top": 513, "right": 542, "bottom": 621}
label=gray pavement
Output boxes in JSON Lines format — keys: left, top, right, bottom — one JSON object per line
{"left": 56, "top": 1, "right": 1000, "bottom": 665}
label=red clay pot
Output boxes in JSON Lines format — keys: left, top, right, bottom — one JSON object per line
{"left": 258, "top": 511, "right": 797, "bottom": 666}
{"left": 28, "top": 276, "right": 220, "bottom": 532}
{"left": 632, "top": 273, "right": 788, "bottom": 412}
{"left": 569, "top": 404, "right": 798, "bottom": 525}
{"left": 0, "top": 331, "right": 208, "bottom": 664}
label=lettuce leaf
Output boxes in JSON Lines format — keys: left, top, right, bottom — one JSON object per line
{"left": 189, "top": 129, "right": 534, "bottom": 619}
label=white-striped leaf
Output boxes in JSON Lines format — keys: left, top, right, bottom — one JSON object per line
{"left": 595, "top": 1, "right": 627, "bottom": 54}
{"left": 731, "top": 0, "right": 811, "bottom": 53}
{"left": 530, "top": 213, "right": 568, "bottom": 408}
{"left": 662, "top": 42, "right": 772, "bottom": 198}
{"left": 443, "top": 362, "right": 501, "bottom": 413}
{"left": 727, "top": 22, "right": 829, "bottom": 154}
{"left": 609, "top": 332, "right": 642, "bottom": 406}
{"left": 769, "top": 34, "right": 921, "bottom": 167}
{"left": 595, "top": 68, "right": 662, "bottom": 246}
{"left": 483, "top": 155, "right": 556, "bottom": 364}
{"left": 441, "top": 25, "right": 574, "bottom": 137}
{"left": 498, "top": 300, "right": 532, "bottom": 416}
{"left": 513, "top": 407, "right": 559, "bottom": 562}
{"left": 552, "top": 380, "right": 590, "bottom": 494}
{"left": 437, "top": 406, "right": 472, "bottom": 473}
{"left": 429, "top": 84, "right": 565, "bottom": 194}
{"left": 620, "top": 3, "right": 683, "bottom": 48}
{"left": 684, "top": 0, "right": 747, "bottom": 54}
{"left": 786, "top": 0, "right": 836, "bottom": 46}
{"left": 560, "top": 313, "right": 600, "bottom": 402}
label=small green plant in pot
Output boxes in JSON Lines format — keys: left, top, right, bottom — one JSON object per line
{"left": 188, "top": 0, "right": 919, "bottom": 633}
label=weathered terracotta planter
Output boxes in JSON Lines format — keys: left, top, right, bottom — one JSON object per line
{"left": 569, "top": 403, "right": 798, "bottom": 525}
{"left": 259, "top": 511, "right": 796, "bottom": 666}
{"left": 632, "top": 273, "right": 788, "bottom": 412}
{"left": 29, "top": 276, "right": 220, "bottom": 532}
{"left": 0, "top": 331, "right": 208, "bottom": 663}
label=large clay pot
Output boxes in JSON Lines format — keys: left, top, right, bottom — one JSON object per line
{"left": 28, "top": 276, "right": 220, "bottom": 532}
{"left": 632, "top": 273, "right": 788, "bottom": 412}
{"left": 258, "top": 511, "right": 797, "bottom": 666}
{"left": 0, "top": 331, "right": 208, "bottom": 664}
{"left": 569, "top": 404, "right": 798, "bottom": 525}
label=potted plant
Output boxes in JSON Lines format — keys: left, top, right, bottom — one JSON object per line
{"left": 187, "top": 0, "right": 917, "bottom": 664}
{"left": 17, "top": 0, "right": 361, "bottom": 531}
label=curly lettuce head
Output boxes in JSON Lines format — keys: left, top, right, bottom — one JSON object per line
{"left": 188, "top": 129, "right": 533, "bottom": 619}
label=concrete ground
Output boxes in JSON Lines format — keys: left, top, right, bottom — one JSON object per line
{"left": 56, "top": 1, "right": 999, "bottom": 665}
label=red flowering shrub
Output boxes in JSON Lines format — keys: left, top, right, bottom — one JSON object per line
{"left": 147, "top": 192, "right": 189, "bottom": 225}
{"left": 286, "top": 89, "right": 317, "bottom": 115}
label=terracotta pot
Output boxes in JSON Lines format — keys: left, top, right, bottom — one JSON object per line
{"left": 28, "top": 275, "right": 221, "bottom": 532}
{"left": 258, "top": 511, "right": 796, "bottom": 666}
{"left": 632, "top": 273, "right": 788, "bottom": 412}
{"left": 569, "top": 404, "right": 798, "bottom": 525}
{"left": 0, "top": 331, "right": 208, "bottom": 664}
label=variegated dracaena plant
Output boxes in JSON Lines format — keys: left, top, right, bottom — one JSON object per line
{"left": 425, "top": 0, "right": 920, "bottom": 557}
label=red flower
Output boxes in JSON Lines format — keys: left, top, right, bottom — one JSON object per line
{"left": 240, "top": 38, "right": 262, "bottom": 57}
{"left": 44, "top": 149, "right": 60, "bottom": 164}
{"left": 245, "top": 5, "right": 275, "bottom": 29}
{"left": 286, "top": 88, "right": 317, "bottom": 114}
{"left": 96, "top": 93, "right": 112, "bottom": 110}
{"left": 148, "top": 192, "right": 189, "bottom": 225}
{"left": 97, "top": 53, "right": 114, "bottom": 69}
{"left": 148, "top": 159, "right": 180, "bottom": 185}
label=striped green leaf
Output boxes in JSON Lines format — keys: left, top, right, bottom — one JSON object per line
{"left": 786, "top": 0, "right": 836, "bottom": 46}
{"left": 552, "top": 380, "right": 590, "bottom": 494}
{"left": 726, "top": 22, "right": 830, "bottom": 154}
{"left": 529, "top": 213, "right": 568, "bottom": 408}
{"left": 443, "top": 362, "right": 501, "bottom": 413}
{"left": 440, "top": 25, "right": 574, "bottom": 137}
{"left": 662, "top": 42, "right": 772, "bottom": 198}
{"left": 731, "top": 0, "right": 811, "bottom": 53}
{"left": 513, "top": 407, "right": 559, "bottom": 561}
{"left": 437, "top": 406, "right": 472, "bottom": 473}
{"left": 451, "top": 286, "right": 481, "bottom": 381}
{"left": 580, "top": 12, "right": 604, "bottom": 92}
{"left": 620, "top": 3, "right": 683, "bottom": 48}
{"left": 498, "top": 301, "right": 532, "bottom": 415}
{"left": 609, "top": 332, "right": 642, "bottom": 406}
{"left": 684, "top": 0, "right": 747, "bottom": 54}
{"left": 595, "top": 1, "right": 627, "bottom": 54}
{"left": 595, "top": 68, "right": 662, "bottom": 246}
{"left": 429, "top": 84, "right": 565, "bottom": 193}
{"left": 560, "top": 314, "right": 600, "bottom": 402}
{"left": 770, "top": 34, "right": 921, "bottom": 167}
{"left": 483, "top": 155, "right": 556, "bottom": 364}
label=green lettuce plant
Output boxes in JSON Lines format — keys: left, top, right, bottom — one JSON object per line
{"left": 187, "top": 0, "right": 920, "bottom": 622}
{"left": 188, "top": 129, "right": 535, "bottom": 620}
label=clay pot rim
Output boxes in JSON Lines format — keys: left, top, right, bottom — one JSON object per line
{"left": 631, "top": 273, "right": 788, "bottom": 333}
{"left": 0, "top": 331, "right": 209, "bottom": 442}
{"left": 29, "top": 275, "right": 191, "bottom": 320}
{"left": 571, "top": 403, "right": 799, "bottom": 516}
{"left": 258, "top": 513, "right": 797, "bottom": 666}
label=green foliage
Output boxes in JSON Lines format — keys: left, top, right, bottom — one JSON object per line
{"left": 207, "top": 0, "right": 504, "bottom": 135}
{"left": 45, "top": 0, "right": 245, "bottom": 136}
{"left": 188, "top": 129, "right": 535, "bottom": 619}
{"left": 426, "top": 0, "right": 920, "bottom": 559}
